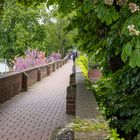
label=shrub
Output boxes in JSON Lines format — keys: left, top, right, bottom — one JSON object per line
{"left": 76, "top": 54, "right": 88, "bottom": 78}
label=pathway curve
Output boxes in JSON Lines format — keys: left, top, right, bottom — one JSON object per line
{"left": 0, "top": 60, "right": 73, "bottom": 140}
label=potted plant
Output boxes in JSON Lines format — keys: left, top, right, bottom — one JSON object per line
{"left": 88, "top": 55, "right": 102, "bottom": 83}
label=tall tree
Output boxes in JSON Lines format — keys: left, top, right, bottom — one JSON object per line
{"left": 40, "top": 6, "right": 77, "bottom": 57}
{"left": 0, "top": 0, "right": 46, "bottom": 68}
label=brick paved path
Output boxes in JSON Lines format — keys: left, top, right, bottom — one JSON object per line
{"left": 0, "top": 60, "right": 73, "bottom": 140}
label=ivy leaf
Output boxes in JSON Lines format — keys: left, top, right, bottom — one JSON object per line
{"left": 129, "top": 53, "right": 136, "bottom": 68}
{"left": 121, "top": 43, "right": 132, "bottom": 62}
{"left": 121, "top": 48, "right": 127, "bottom": 62}
{"left": 130, "top": 38, "right": 140, "bottom": 67}
{"left": 122, "top": 18, "right": 132, "bottom": 37}
{"left": 97, "top": 6, "right": 105, "bottom": 20}
{"left": 129, "top": 50, "right": 140, "bottom": 68}
{"left": 135, "top": 50, "right": 140, "bottom": 67}
{"left": 106, "top": 15, "right": 112, "bottom": 25}
{"left": 136, "top": 38, "right": 140, "bottom": 49}
{"left": 125, "top": 43, "right": 132, "bottom": 56}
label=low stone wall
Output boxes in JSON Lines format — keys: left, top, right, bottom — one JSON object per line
{"left": 65, "top": 65, "right": 108, "bottom": 140}
{"left": 39, "top": 65, "right": 50, "bottom": 79}
{"left": 0, "top": 57, "right": 69, "bottom": 104}
{"left": 22, "top": 67, "right": 38, "bottom": 91}
{"left": 57, "top": 61, "right": 62, "bottom": 68}
{"left": 75, "top": 131, "right": 108, "bottom": 140}
{"left": 66, "top": 84, "right": 76, "bottom": 115}
{"left": 0, "top": 72, "right": 22, "bottom": 103}
{"left": 53, "top": 62, "right": 58, "bottom": 71}
{"left": 69, "top": 73, "right": 76, "bottom": 85}
{"left": 66, "top": 72, "right": 76, "bottom": 116}
{"left": 26, "top": 68, "right": 38, "bottom": 86}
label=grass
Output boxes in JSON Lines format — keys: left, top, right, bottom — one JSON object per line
{"left": 67, "top": 117, "right": 108, "bottom": 132}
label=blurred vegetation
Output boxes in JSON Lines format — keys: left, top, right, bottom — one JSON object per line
{"left": 75, "top": 54, "right": 88, "bottom": 78}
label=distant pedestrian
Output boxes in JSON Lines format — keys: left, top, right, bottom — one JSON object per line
{"left": 68, "top": 51, "right": 72, "bottom": 59}
{"left": 72, "top": 51, "right": 78, "bottom": 63}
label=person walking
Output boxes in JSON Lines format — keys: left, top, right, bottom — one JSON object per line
{"left": 72, "top": 51, "right": 77, "bottom": 63}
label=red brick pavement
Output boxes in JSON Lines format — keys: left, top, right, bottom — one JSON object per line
{"left": 0, "top": 60, "right": 73, "bottom": 140}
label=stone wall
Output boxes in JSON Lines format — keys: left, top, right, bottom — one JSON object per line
{"left": 0, "top": 57, "right": 69, "bottom": 104}
{"left": 26, "top": 68, "right": 38, "bottom": 87}
{"left": 39, "top": 65, "right": 49, "bottom": 79}
{"left": 0, "top": 72, "right": 22, "bottom": 103}
{"left": 66, "top": 70, "right": 76, "bottom": 116}
{"left": 66, "top": 84, "right": 76, "bottom": 115}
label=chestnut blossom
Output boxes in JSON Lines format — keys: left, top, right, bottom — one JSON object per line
{"left": 129, "top": 2, "right": 139, "bottom": 13}
{"left": 116, "top": 0, "right": 127, "bottom": 6}
{"left": 127, "top": 24, "right": 140, "bottom": 36}
{"left": 104, "top": 0, "right": 114, "bottom": 6}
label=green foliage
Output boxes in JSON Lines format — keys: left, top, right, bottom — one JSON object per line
{"left": 17, "top": 0, "right": 46, "bottom": 6}
{"left": 107, "top": 129, "right": 125, "bottom": 140}
{"left": 121, "top": 38, "right": 140, "bottom": 68}
{"left": 121, "top": 42, "right": 132, "bottom": 62}
{"left": 0, "top": 1, "right": 76, "bottom": 65}
{"left": 68, "top": 117, "right": 108, "bottom": 132}
{"left": 0, "top": 0, "right": 46, "bottom": 66}
{"left": 45, "top": 0, "right": 140, "bottom": 138}
{"left": 95, "top": 3, "right": 119, "bottom": 25}
{"left": 68, "top": 117, "right": 124, "bottom": 140}
{"left": 76, "top": 54, "right": 88, "bottom": 78}
{"left": 44, "top": 0, "right": 140, "bottom": 139}
{"left": 92, "top": 66, "right": 140, "bottom": 138}
{"left": 39, "top": 6, "right": 77, "bottom": 57}
{"left": 88, "top": 52, "right": 100, "bottom": 69}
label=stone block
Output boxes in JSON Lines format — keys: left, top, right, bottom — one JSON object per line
{"left": 74, "top": 131, "right": 108, "bottom": 140}
{"left": 69, "top": 73, "right": 76, "bottom": 85}
{"left": 66, "top": 84, "right": 76, "bottom": 115}
{"left": 37, "top": 68, "right": 41, "bottom": 81}
{"left": 22, "top": 72, "right": 28, "bottom": 91}
{"left": 0, "top": 72, "right": 22, "bottom": 103}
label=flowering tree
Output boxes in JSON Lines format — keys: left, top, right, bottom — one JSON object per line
{"left": 47, "top": 53, "right": 61, "bottom": 62}
{"left": 0, "top": 0, "right": 46, "bottom": 69}
{"left": 14, "top": 49, "right": 62, "bottom": 71}
{"left": 13, "top": 49, "right": 46, "bottom": 71}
